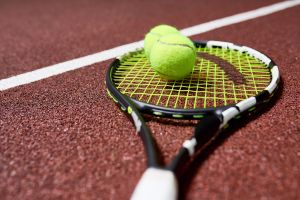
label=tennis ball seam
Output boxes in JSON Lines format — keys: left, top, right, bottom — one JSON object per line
{"left": 149, "top": 33, "right": 196, "bottom": 80}
{"left": 156, "top": 40, "right": 195, "bottom": 52}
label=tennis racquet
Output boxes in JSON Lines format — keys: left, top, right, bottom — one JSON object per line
{"left": 105, "top": 40, "right": 280, "bottom": 200}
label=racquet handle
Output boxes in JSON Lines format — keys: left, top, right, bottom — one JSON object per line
{"left": 130, "top": 168, "right": 178, "bottom": 200}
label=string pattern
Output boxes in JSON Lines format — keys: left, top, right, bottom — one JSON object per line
{"left": 113, "top": 47, "right": 271, "bottom": 109}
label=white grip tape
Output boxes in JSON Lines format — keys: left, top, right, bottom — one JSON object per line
{"left": 207, "top": 40, "right": 233, "bottom": 49}
{"left": 241, "top": 46, "right": 271, "bottom": 65}
{"left": 221, "top": 107, "right": 239, "bottom": 128}
{"left": 266, "top": 66, "right": 280, "bottom": 93}
{"left": 131, "top": 110, "right": 142, "bottom": 133}
{"left": 231, "top": 44, "right": 242, "bottom": 52}
{"left": 131, "top": 168, "right": 178, "bottom": 200}
{"left": 236, "top": 97, "right": 256, "bottom": 113}
{"left": 183, "top": 138, "right": 197, "bottom": 156}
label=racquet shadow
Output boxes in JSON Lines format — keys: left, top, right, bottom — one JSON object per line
{"left": 178, "top": 80, "right": 283, "bottom": 200}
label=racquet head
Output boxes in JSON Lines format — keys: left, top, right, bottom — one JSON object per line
{"left": 106, "top": 40, "right": 279, "bottom": 119}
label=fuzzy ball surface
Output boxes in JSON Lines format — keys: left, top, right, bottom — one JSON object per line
{"left": 150, "top": 34, "right": 196, "bottom": 80}
{"left": 144, "top": 25, "right": 179, "bottom": 58}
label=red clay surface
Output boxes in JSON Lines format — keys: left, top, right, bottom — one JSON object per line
{"left": 1, "top": 1, "right": 300, "bottom": 200}
{"left": 0, "top": 0, "right": 280, "bottom": 79}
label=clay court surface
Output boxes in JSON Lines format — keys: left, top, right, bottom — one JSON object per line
{"left": 1, "top": 0, "right": 300, "bottom": 199}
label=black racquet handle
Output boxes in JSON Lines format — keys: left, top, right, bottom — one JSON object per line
{"left": 194, "top": 114, "right": 222, "bottom": 147}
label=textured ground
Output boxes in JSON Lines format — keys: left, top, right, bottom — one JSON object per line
{"left": 1, "top": 0, "right": 299, "bottom": 200}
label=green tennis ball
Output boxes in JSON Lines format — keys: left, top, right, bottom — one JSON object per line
{"left": 150, "top": 34, "right": 196, "bottom": 80}
{"left": 144, "top": 24, "right": 180, "bottom": 58}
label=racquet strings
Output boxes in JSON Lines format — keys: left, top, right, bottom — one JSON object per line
{"left": 112, "top": 46, "right": 271, "bottom": 110}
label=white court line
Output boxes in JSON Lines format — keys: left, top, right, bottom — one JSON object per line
{"left": 1, "top": 0, "right": 299, "bottom": 91}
